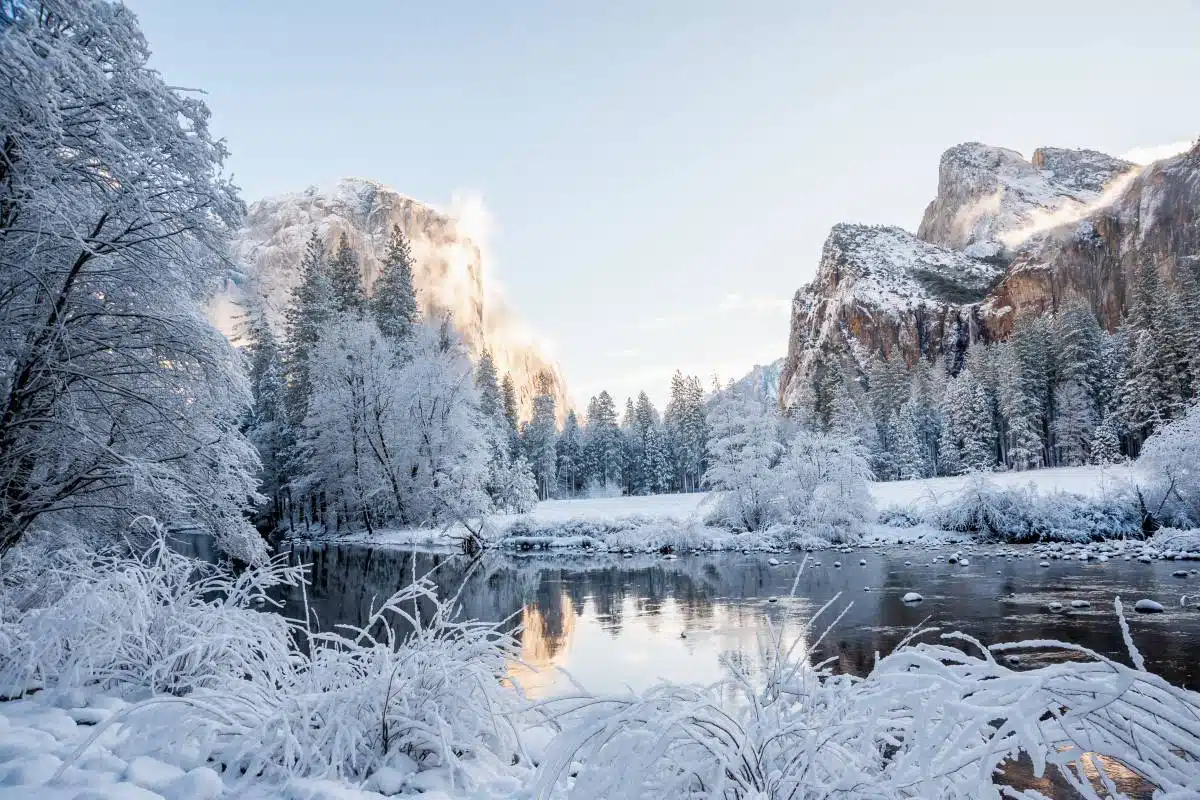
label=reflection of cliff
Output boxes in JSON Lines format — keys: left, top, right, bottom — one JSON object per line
{"left": 506, "top": 599, "right": 577, "bottom": 696}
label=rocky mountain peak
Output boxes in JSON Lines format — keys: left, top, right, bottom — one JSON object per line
{"left": 916, "top": 142, "right": 1134, "bottom": 258}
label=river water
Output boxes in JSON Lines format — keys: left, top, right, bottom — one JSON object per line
{"left": 283, "top": 542, "right": 1200, "bottom": 697}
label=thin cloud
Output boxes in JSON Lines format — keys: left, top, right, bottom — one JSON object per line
{"left": 1120, "top": 140, "right": 1193, "bottom": 165}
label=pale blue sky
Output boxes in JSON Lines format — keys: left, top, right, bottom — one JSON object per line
{"left": 126, "top": 0, "right": 1199, "bottom": 408}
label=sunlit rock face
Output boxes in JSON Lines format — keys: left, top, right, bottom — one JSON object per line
{"left": 211, "top": 178, "right": 569, "bottom": 421}
{"left": 780, "top": 141, "right": 1200, "bottom": 409}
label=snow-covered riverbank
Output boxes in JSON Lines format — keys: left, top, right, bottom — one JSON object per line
{"left": 289, "top": 465, "right": 1150, "bottom": 554}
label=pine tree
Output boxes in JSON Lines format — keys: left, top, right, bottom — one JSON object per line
{"left": 475, "top": 349, "right": 503, "bottom": 422}
{"left": 242, "top": 300, "right": 293, "bottom": 526}
{"left": 1053, "top": 301, "right": 1104, "bottom": 400}
{"left": 584, "top": 391, "right": 623, "bottom": 490}
{"left": 370, "top": 224, "right": 420, "bottom": 341}
{"left": 329, "top": 232, "right": 366, "bottom": 314}
{"left": 962, "top": 384, "right": 996, "bottom": 471}
{"left": 522, "top": 374, "right": 558, "bottom": 499}
{"left": 892, "top": 400, "right": 926, "bottom": 480}
{"left": 620, "top": 397, "right": 645, "bottom": 494}
{"left": 556, "top": 411, "right": 585, "bottom": 497}
{"left": 1116, "top": 328, "right": 1166, "bottom": 449}
{"left": 1052, "top": 381, "right": 1097, "bottom": 466}
{"left": 1091, "top": 415, "right": 1123, "bottom": 465}
{"left": 997, "top": 337, "right": 1045, "bottom": 471}
{"left": 643, "top": 425, "right": 674, "bottom": 494}
{"left": 501, "top": 373, "right": 520, "bottom": 451}
{"left": 283, "top": 233, "right": 335, "bottom": 426}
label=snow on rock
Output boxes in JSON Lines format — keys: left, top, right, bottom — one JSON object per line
{"left": 124, "top": 756, "right": 185, "bottom": 793}
{"left": 780, "top": 223, "right": 1001, "bottom": 407}
{"left": 917, "top": 143, "right": 1133, "bottom": 255}
{"left": 363, "top": 762, "right": 416, "bottom": 795}
{"left": 0, "top": 752, "right": 62, "bottom": 786}
{"left": 1134, "top": 599, "right": 1166, "bottom": 614}
{"left": 902, "top": 592, "right": 923, "bottom": 603}
{"left": 72, "top": 786, "right": 167, "bottom": 800}
{"left": 163, "top": 767, "right": 224, "bottom": 800}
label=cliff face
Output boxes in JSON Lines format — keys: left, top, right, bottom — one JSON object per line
{"left": 779, "top": 224, "right": 1000, "bottom": 407}
{"left": 210, "top": 178, "right": 570, "bottom": 421}
{"left": 781, "top": 141, "right": 1199, "bottom": 409}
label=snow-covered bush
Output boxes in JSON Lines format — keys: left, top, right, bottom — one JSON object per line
{"left": 936, "top": 474, "right": 1140, "bottom": 542}
{"left": 0, "top": 524, "right": 299, "bottom": 698}
{"left": 1138, "top": 402, "right": 1200, "bottom": 528}
{"left": 2, "top": 527, "right": 529, "bottom": 789}
{"left": 534, "top": 591, "right": 1200, "bottom": 799}
{"left": 167, "top": 577, "right": 526, "bottom": 786}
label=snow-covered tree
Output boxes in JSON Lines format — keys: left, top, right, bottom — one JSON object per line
{"left": 962, "top": 384, "right": 996, "bottom": 472}
{"left": 664, "top": 372, "right": 707, "bottom": 492}
{"left": 1090, "top": 415, "right": 1123, "bottom": 465}
{"left": 241, "top": 300, "right": 293, "bottom": 528}
{"left": 777, "top": 430, "right": 874, "bottom": 534}
{"left": 284, "top": 233, "right": 335, "bottom": 425}
{"left": 1052, "top": 381, "right": 1097, "bottom": 466}
{"left": 584, "top": 391, "right": 623, "bottom": 490}
{"left": 1138, "top": 401, "right": 1200, "bottom": 527}
{"left": 0, "top": 0, "right": 261, "bottom": 559}
{"left": 501, "top": 373, "right": 520, "bottom": 452}
{"left": 474, "top": 349, "right": 503, "bottom": 423}
{"left": 703, "top": 387, "right": 785, "bottom": 531}
{"left": 296, "top": 319, "right": 489, "bottom": 531}
{"left": 370, "top": 224, "right": 419, "bottom": 341}
{"left": 521, "top": 375, "right": 558, "bottom": 499}
{"left": 487, "top": 451, "right": 538, "bottom": 514}
{"left": 329, "top": 232, "right": 366, "bottom": 314}
{"left": 891, "top": 401, "right": 926, "bottom": 480}
{"left": 556, "top": 411, "right": 585, "bottom": 497}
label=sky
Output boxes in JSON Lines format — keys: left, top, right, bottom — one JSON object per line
{"left": 124, "top": 0, "right": 1199, "bottom": 409}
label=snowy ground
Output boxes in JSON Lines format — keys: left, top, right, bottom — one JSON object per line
{"left": 0, "top": 689, "right": 524, "bottom": 799}
{"left": 308, "top": 465, "right": 1144, "bottom": 554}
{"left": 869, "top": 464, "right": 1140, "bottom": 509}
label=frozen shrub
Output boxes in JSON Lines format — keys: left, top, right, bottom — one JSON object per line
{"left": 775, "top": 430, "right": 874, "bottom": 537}
{"left": 4, "top": 526, "right": 528, "bottom": 789}
{"left": 937, "top": 474, "right": 1140, "bottom": 543}
{"left": 0, "top": 524, "right": 299, "bottom": 698}
{"left": 877, "top": 504, "right": 923, "bottom": 528}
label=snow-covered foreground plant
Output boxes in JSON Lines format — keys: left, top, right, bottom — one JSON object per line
{"left": 532, "top": 578, "right": 1200, "bottom": 799}
{"left": 0, "top": 528, "right": 529, "bottom": 791}
{"left": 0, "top": 524, "right": 300, "bottom": 698}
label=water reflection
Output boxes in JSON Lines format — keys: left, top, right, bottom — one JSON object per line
{"left": 281, "top": 544, "right": 1200, "bottom": 698}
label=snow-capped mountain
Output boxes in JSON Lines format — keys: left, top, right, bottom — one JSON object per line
{"left": 916, "top": 143, "right": 1134, "bottom": 258}
{"left": 211, "top": 178, "right": 569, "bottom": 421}
{"left": 780, "top": 140, "right": 1200, "bottom": 409}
